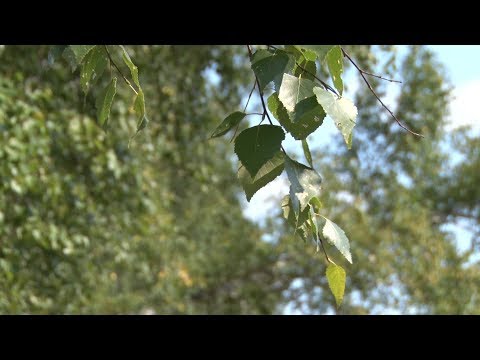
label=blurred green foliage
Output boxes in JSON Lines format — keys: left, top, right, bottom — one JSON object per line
{"left": 0, "top": 46, "right": 283, "bottom": 314}
{"left": 0, "top": 45, "right": 479, "bottom": 314}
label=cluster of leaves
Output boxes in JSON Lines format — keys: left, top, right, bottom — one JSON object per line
{"left": 45, "top": 45, "right": 448, "bottom": 309}
{"left": 273, "top": 45, "right": 480, "bottom": 314}
{"left": 49, "top": 45, "right": 147, "bottom": 140}
{"left": 51, "top": 45, "right": 355, "bottom": 306}
{"left": 211, "top": 45, "right": 357, "bottom": 306}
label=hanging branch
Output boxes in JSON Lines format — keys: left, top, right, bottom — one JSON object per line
{"left": 246, "top": 45, "right": 286, "bottom": 153}
{"left": 341, "top": 47, "right": 423, "bottom": 138}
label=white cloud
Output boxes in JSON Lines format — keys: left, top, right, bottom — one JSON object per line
{"left": 448, "top": 79, "right": 480, "bottom": 131}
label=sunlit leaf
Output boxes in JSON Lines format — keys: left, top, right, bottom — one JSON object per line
{"left": 278, "top": 73, "right": 316, "bottom": 112}
{"left": 296, "top": 45, "right": 335, "bottom": 62}
{"left": 326, "top": 264, "right": 346, "bottom": 307}
{"left": 284, "top": 156, "right": 322, "bottom": 215}
{"left": 321, "top": 215, "right": 353, "bottom": 264}
{"left": 326, "top": 46, "right": 344, "bottom": 95}
{"left": 313, "top": 87, "right": 357, "bottom": 149}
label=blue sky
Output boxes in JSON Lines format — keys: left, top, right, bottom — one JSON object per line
{"left": 429, "top": 45, "right": 480, "bottom": 84}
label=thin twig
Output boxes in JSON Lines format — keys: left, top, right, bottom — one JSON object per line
{"left": 360, "top": 70, "right": 402, "bottom": 83}
{"left": 229, "top": 84, "right": 261, "bottom": 143}
{"left": 243, "top": 81, "right": 257, "bottom": 112}
{"left": 103, "top": 45, "right": 138, "bottom": 95}
{"left": 246, "top": 45, "right": 286, "bottom": 153}
{"left": 341, "top": 47, "right": 423, "bottom": 138}
{"left": 337, "top": 49, "right": 401, "bottom": 83}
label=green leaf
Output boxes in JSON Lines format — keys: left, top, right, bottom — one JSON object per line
{"left": 267, "top": 92, "right": 292, "bottom": 128}
{"left": 133, "top": 89, "right": 148, "bottom": 133}
{"left": 299, "top": 48, "right": 317, "bottom": 62}
{"left": 234, "top": 125, "right": 285, "bottom": 179}
{"left": 302, "top": 139, "right": 313, "bottom": 167}
{"left": 281, "top": 195, "right": 310, "bottom": 241}
{"left": 96, "top": 77, "right": 117, "bottom": 128}
{"left": 63, "top": 45, "right": 96, "bottom": 70}
{"left": 326, "top": 46, "right": 344, "bottom": 95}
{"left": 284, "top": 156, "right": 322, "bottom": 215}
{"left": 238, "top": 151, "right": 284, "bottom": 201}
{"left": 313, "top": 87, "right": 357, "bottom": 149}
{"left": 80, "top": 46, "right": 108, "bottom": 94}
{"left": 120, "top": 45, "right": 140, "bottom": 88}
{"left": 268, "top": 93, "right": 325, "bottom": 140}
{"left": 326, "top": 264, "right": 346, "bottom": 308}
{"left": 211, "top": 111, "right": 246, "bottom": 138}
{"left": 293, "top": 96, "right": 326, "bottom": 126}
{"left": 287, "top": 45, "right": 317, "bottom": 61}
{"left": 309, "top": 196, "right": 323, "bottom": 213}
{"left": 284, "top": 46, "right": 317, "bottom": 82}
{"left": 296, "top": 45, "right": 335, "bottom": 61}
{"left": 294, "top": 58, "right": 317, "bottom": 82}
{"left": 321, "top": 215, "right": 352, "bottom": 264}
{"left": 120, "top": 46, "right": 148, "bottom": 136}
{"left": 278, "top": 73, "right": 316, "bottom": 112}
{"left": 70, "top": 45, "right": 97, "bottom": 63}
{"left": 251, "top": 49, "right": 291, "bottom": 92}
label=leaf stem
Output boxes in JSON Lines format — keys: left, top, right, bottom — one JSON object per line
{"left": 246, "top": 45, "right": 286, "bottom": 154}
{"left": 103, "top": 45, "right": 138, "bottom": 96}
{"left": 319, "top": 236, "right": 334, "bottom": 264}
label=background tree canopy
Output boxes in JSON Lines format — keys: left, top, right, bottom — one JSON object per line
{"left": 0, "top": 45, "right": 478, "bottom": 314}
